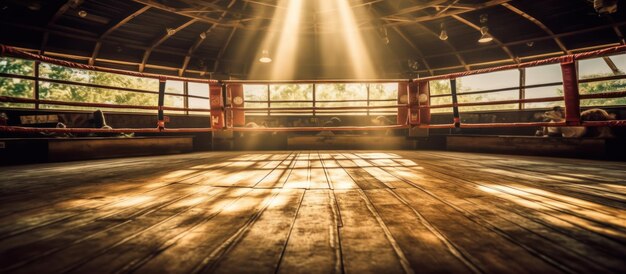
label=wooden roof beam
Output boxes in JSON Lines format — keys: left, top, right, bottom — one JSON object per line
{"left": 40, "top": 0, "right": 80, "bottom": 54}
{"left": 131, "top": 0, "right": 237, "bottom": 26}
{"left": 212, "top": 25, "right": 239, "bottom": 74}
{"left": 381, "top": 0, "right": 511, "bottom": 28}
{"left": 502, "top": 3, "right": 569, "bottom": 54}
{"left": 138, "top": 19, "right": 198, "bottom": 72}
{"left": 89, "top": 6, "right": 150, "bottom": 66}
{"left": 180, "top": 0, "right": 238, "bottom": 76}
{"left": 451, "top": 14, "right": 518, "bottom": 64}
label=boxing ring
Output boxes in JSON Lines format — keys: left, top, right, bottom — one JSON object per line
{"left": 1, "top": 44, "right": 626, "bottom": 135}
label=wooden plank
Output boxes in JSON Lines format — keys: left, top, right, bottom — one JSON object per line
{"left": 209, "top": 189, "right": 304, "bottom": 273}
{"left": 393, "top": 187, "right": 561, "bottom": 273}
{"left": 308, "top": 152, "right": 331, "bottom": 189}
{"left": 334, "top": 189, "right": 407, "bottom": 274}
{"left": 255, "top": 153, "right": 298, "bottom": 188}
{"left": 283, "top": 152, "right": 311, "bottom": 189}
{"left": 217, "top": 153, "right": 293, "bottom": 188}
{"left": 336, "top": 153, "right": 388, "bottom": 190}
{"left": 390, "top": 151, "right": 626, "bottom": 272}
{"left": 349, "top": 153, "right": 415, "bottom": 188}
{"left": 399, "top": 154, "right": 626, "bottom": 237}
{"left": 363, "top": 189, "right": 476, "bottom": 272}
{"left": 2, "top": 187, "right": 248, "bottom": 273}
{"left": 132, "top": 188, "right": 279, "bottom": 273}
{"left": 321, "top": 154, "right": 359, "bottom": 189}
{"left": 277, "top": 189, "right": 341, "bottom": 274}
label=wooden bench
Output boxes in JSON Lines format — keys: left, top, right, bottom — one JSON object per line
{"left": 446, "top": 135, "right": 610, "bottom": 158}
{"left": 0, "top": 136, "right": 194, "bottom": 165}
{"left": 288, "top": 135, "right": 417, "bottom": 150}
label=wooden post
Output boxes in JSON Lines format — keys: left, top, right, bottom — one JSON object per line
{"left": 210, "top": 83, "right": 225, "bottom": 129}
{"left": 157, "top": 77, "right": 166, "bottom": 129}
{"left": 397, "top": 82, "right": 409, "bottom": 125}
{"left": 450, "top": 78, "right": 460, "bottom": 128}
{"left": 227, "top": 84, "right": 245, "bottom": 127}
{"left": 560, "top": 57, "right": 581, "bottom": 126}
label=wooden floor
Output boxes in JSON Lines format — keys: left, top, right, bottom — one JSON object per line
{"left": 1, "top": 151, "right": 625, "bottom": 274}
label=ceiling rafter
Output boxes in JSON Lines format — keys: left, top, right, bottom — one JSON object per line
{"left": 380, "top": 0, "right": 511, "bottom": 28}
{"left": 391, "top": 26, "right": 435, "bottom": 76}
{"left": 131, "top": 0, "right": 238, "bottom": 27}
{"left": 179, "top": 0, "right": 238, "bottom": 76}
{"left": 138, "top": 19, "right": 198, "bottom": 72}
{"left": 367, "top": 3, "right": 434, "bottom": 76}
{"left": 451, "top": 14, "right": 518, "bottom": 64}
{"left": 88, "top": 6, "right": 151, "bottom": 66}
{"left": 212, "top": 23, "right": 239, "bottom": 74}
{"left": 40, "top": 0, "right": 79, "bottom": 53}
{"left": 414, "top": 23, "right": 470, "bottom": 71}
{"left": 501, "top": 3, "right": 569, "bottom": 54}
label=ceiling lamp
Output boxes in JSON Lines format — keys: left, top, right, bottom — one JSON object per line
{"left": 478, "top": 26, "right": 493, "bottom": 43}
{"left": 199, "top": 32, "right": 207, "bottom": 40}
{"left": 259, "top": 49, "right": 272, "bottom": 63}
{"left": 78, "top": 10, "right": 87, "bottom": 17}
{"left": 166, "top": 28, "right": 176, "bottom": 36}
{"left": 439, "top": 23, "right": 448, "bottom": 41}
{"left": 594, "top": 0, "right": 618, "bottom": 14}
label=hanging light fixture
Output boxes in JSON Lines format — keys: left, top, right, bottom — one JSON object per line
{"left": 478, "top": 14, "right": 493, "bottom": 43}
{"left": 439, "top": 22, "right": 448, "bottom": 41}
{"left": 478, "top": 26, "right": 493, "bottom": 43}
{"left": 259, "top": 49, "right": 272, "bottom": 63}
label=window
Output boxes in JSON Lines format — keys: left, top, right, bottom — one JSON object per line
{"left": 0, "top": 57, "right": 35, "bottom": 108}
{"left": 270, "top": 84, "right": 313, "bottom": 116}
{"left": 578, "top": 54, "right": 626, "bottom": 107}
{"left": 164, "top": 80, "right": 185, "bottom": 114}
{"left": 524, "top": 64, "right": 563, "bottom": 109}
{"left": 243, "top": 84, "right": 269, "bottom": 116}
{"left": 316, "top": 83, "right": 367, "bottom": 115}
{"left": 369, "top": 83, "right": 397, "bottom": 116}
{"left": 38, "top": 63, "right": 158, "bottom": 112}
{"left": 429, "top": 80, "right": 452, "bottom": 114}
{"left": 188, "top": 82, "right": 210, "bottom": 115}
{"left": 456, "top": 70, "right": 519, "bottom": 112}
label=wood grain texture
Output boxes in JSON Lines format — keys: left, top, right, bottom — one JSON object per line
{"left": 1, "top": 150, "right": 625, "bottom": 273}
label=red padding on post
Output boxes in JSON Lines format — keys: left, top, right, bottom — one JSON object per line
{"left": 560, "top": 58, "right": 581, "bottom": 126}
{"left": 227, "top": 84, "right": 245, "bottom": 127}
{"left": 417, "top": 81, "right": 430, "bottom": 125}
{"left": 397, "top": 82, "right": 409, "bottom": 125}
{"left": 209, "top": 83, "right": 224, "bottom": 129}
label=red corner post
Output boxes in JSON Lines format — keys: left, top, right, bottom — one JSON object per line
{"left": 415, "top": 81, "right": 431, "bottom": 126}
{"left": 408, "top": 82, "right": 419, "bottom": 125}
{"left": 227, "top": 84, "right": 245, "bottom": 127}
{"left": 397, "top": 82, "right": 409, "bottom": 125}
{"left": 157, "top": 77, "right": 166, "bottom": 129}
{"left": 209, "top": 83, "right": 225, "bottom": 129}
{"left": 560, "top": 57, "right": 581, "bottom": 126}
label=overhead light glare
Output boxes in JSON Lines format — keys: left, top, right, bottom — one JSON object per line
{"left": 259, "top": 49, "right": 272, "bottom": 63}
{"left": 439, "top": 29, "right": 448, "bottom": 41}
{"left": 478, "top": 26, "right": 493, "bottom": 43}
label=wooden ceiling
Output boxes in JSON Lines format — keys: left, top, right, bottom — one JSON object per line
{"left": 0, "top": 0, "right": 624, "bottom": 80}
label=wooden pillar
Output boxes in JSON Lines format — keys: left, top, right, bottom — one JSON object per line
{"left": 397, "top": 82, "right": 409, "bottom": 125}
{"left": 450, "top": 78, "right": 460, "bottom": 128}
{"left": 210, "top": 83, "right": 225, "bottom": 129}
{"left": 227, "top": 84, "right": 245, "bottom": 127}
{"left": 416, "top": 81, "right": 431, "bottom": 125}
{"left": 560, "top": 57, "right": 581, "bottom": 126}
{"left": 157, "top": 77, "right": 166, "bottom": 129}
